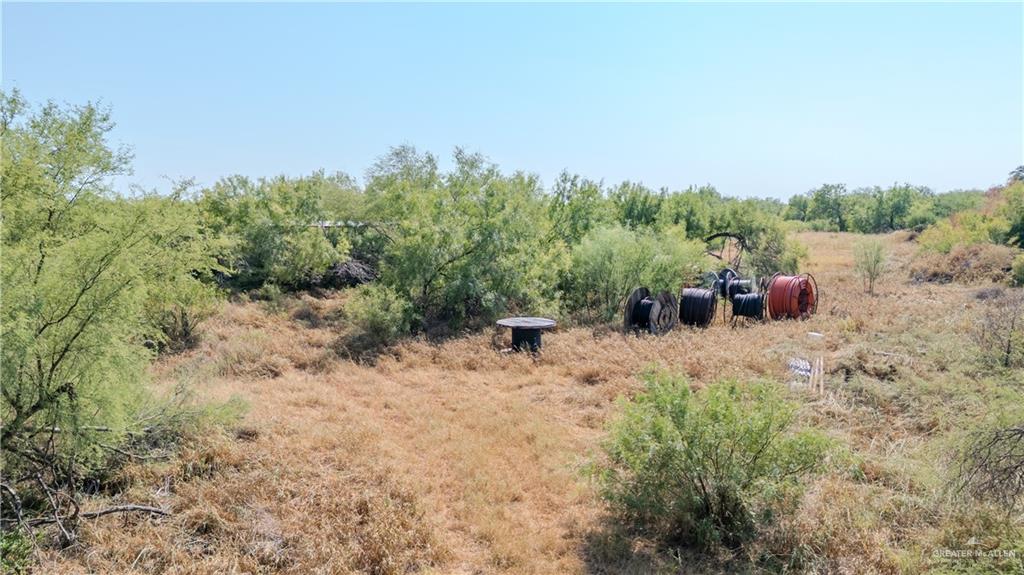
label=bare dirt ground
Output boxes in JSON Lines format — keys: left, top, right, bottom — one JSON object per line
{"left": 41, "top": 232, "right": 1022, "bottom": 574}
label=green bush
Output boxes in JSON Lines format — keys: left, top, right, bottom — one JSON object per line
{"left": 365, "top": 147, "right": 565, "bottom": 331}
{"left": 655, "top": 186, "right": 718, "bottom": 238}
{"left": 746, "top": 225, "right": 806, "bottom": 277}
{"left": 0, "top": 529, "right": 33, "bottom": 575}
{"left": 1, "top": 91, "right": 225, "bottom": 537}
{"left": 1013, "top": 254, "right": 1024, "bottom": 287}
{"left": 566, "top": 224, "right": 708, "bottom": 322}
{"left": 1003, "top": 181, "right": 1024, "bottom": 248}
{"left": 853, "top": 238, "right": 888, "bottom": 295}
{"left": 610, "top": 181, "right": 663, "bottom": 229}
{"left": 784, "top": 183, "right": 988, "bottom": 235}
{"left": 198, "top": 171, "right": 351, "bottom": 289}
{"left": 548, "top": 170, "right": 612, "bottom": 245}
{"left": 594, "top": 372, "right": 831, "bottom": 549}
{"left": 917, "top": 212, "right": 1010, "bottom": 254}
{"left": 137, "top": 195, "right": 222, "bottom": 352}
{"left": 345, "top": 284, "right": 414, "bottom": 350}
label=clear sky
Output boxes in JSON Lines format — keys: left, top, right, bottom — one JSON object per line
{"left": 3, "top": 2, "right": 1022, "bottom": 198}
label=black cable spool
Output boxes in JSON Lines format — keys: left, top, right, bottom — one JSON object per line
{"left": 678, "top": 287, "right": 717, "bottom": 328}
{"left": 727, "top": 278, "right": 753, "bottom": 299}
{"left": 730, "top": 292, "right": 764, "bottom": 321}
{"left": 717, "top": 268, "right": 738, "bottom": 299}
{"left": 623, "top": 287, "right": 651, "bottom": 332}
{"left": 623, "top": 287, "right": 678, "bottom": 335}
{"left": 633, "top": 297, "right": 654, "bottom": 330}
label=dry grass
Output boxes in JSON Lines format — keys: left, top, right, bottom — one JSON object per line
{"left": 38, "top": 232, "right": 1024, "bottom": 574}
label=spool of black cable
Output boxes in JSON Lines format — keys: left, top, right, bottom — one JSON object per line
{"left": 679, "top": 287, "right": 718, "bottom": 327}
{"left": 731, "top": 292, "right": 764, "bottom": 320}
{"left": 623, "top": 287, "right": 677, "bottom": 335}
{"left": 632, "top": 297, "right": 654, "bottom": 330}
{"left": 717, "top": 269, "right": 738, "bottom": 299}
{"left": 727, "top": 278, "right": 753, "bottom": 299}
{"left": 623, "top": 287, "right": 651, "bottom": 332}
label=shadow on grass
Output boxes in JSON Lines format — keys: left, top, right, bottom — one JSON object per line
{"left": 581, "top": 520, "right": 759, "bottom": 575}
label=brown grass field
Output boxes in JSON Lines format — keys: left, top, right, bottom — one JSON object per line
{"left": 39, "top": 232, "right": 1023, "bottom": 574}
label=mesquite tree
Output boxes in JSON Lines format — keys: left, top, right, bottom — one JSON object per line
{"left": 1, "top": 91, "right": 216, "bottom": 540}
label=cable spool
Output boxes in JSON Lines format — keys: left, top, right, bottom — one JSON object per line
{"left": 730, "top": 292, "right": 765, "bottom": 322}
{"left": 651, "top": 291, "right": 678, "bottom": 334}
{"left": 623, "top": 288, "right": 678, "bottom": 335}
{"left": 623, "top": 287, "right": 651, "bottom": 331}
{"left": 765, "top": 273, "right": 819, "bottom": 320}
{"left": 679, "top": 287, "right": 717, "bottom": 328}
{"left": 726, "top": 278, "right": 753, "bottom": 300}
{"left": 717, "top": 268, "right": 738, "bottom": 299}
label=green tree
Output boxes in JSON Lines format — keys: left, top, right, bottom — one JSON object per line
{"left": 656, "top": 185, "right": 721, "bottom": 238}
{"left": 784, "top": 194, "right": 810, "bottom": 221}
{"left": 198, "top": 171, "right": 349, "bottom": 289}
{"left": 1003, "top": 181, "right": 1024, "bottom": 247}
{"left": 881, "top": 184, "right": 926, "bottom": 231}
{"left": 1, "top": 92, "right": 219, "bottom": 537}
{"left": 610, "top": 181, "right": 663, "bottom": 229}
{"left": 716, "top": 201, "right": 804, "bottom": 277}
{"left": 806, "top": 183, "right": 847, "bottom": 231}
{"left": 366, "top": 147, "right": 566, "bottom": 330}
{"left": 547, "top": 170, "right": 610, "bottom": 245}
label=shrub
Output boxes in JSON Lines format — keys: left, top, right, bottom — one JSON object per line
{"left": 654, "top": 185, "right": 720, "bottom": 238}
{"left": 366, "top": 147, "right": 565, "bottom": 331}
{"left": 0, "top": 91, "right": 223, "bottom": 541}
{"left": 1002, "top": 181, "right": 1024, "bottom": 248}
{"left": 853, "top": 238, "right": 887, "bottom": 295}
{"left": 954, "top": 422, "right": 1024, "bottom": 510}
{"left": 594, "top": 372, "right": 831, "bottom": 549}
{"left": 566, "top": 225, "right": 707, "bottom": 322}
{"left": 909, "top": 243, "right": 1017, "bottom": 284}
{"left": 0, "top": 529, "right": 33, "bottom": 574}
{"left": 1013, "top": 254, "right": 1024, "bottom": 287}
{"left": 610, "top": 181, "right": 663, "bottom": 228}
{"left": 252, "top": 282, "right": 287, "bottom": 313}
{"left": 345, "top": 284, "right": 414, "bottom": 351}
{"left": 198, "top": 171, "right": 351, "bottom": 289}
{"left": 747, "top": 225, "right": 806, "bottom": 277}
{"left": 970, "top": 290, "right": 1024, "bottom": 369}
{"left": 548, "top": 170, "right": 611, "bottom": 245}
{"left": 917, "top": 212, "right": 1010, "bottom": 254}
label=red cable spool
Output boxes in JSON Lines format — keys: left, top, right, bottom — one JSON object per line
{"left": 765, "top": 273, "right": 818, "bottom": 320}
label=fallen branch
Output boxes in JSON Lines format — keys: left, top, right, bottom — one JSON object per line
{"left": 98, "top": 443, "right": 171, "bottom": 461}
{"left": 26, "top": 504, "right": 169, "bottom": 527}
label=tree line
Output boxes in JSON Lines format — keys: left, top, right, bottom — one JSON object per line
{"left": 784, "top": 182, "right": 990, "bottom": 234}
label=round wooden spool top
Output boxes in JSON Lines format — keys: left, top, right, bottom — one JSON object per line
{"left": 496, "top": 317, "right": 556, "bottom": 352}
{"left": 496, "top": 317, "right": 557, "bottom": 330}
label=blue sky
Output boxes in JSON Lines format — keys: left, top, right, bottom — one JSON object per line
{"left": 3, "top": 2, "right": 1022, "bottom": 198}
